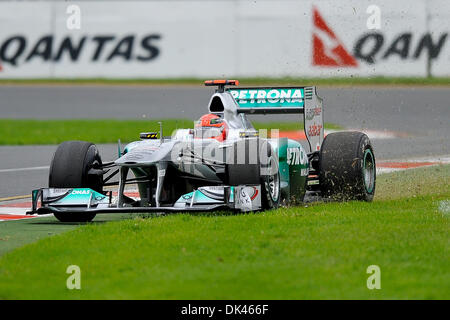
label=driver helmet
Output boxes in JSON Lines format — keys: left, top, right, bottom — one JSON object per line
{"left": 194, "top": 114, "right": 228, "bottom": 142}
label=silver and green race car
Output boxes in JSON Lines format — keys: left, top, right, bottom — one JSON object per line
{"left": 27, "top": 80, "right": 376, "bottom": 222}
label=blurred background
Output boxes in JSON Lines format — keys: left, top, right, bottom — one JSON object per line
{"left": 0, "top": 0, "right": 448, "bottom": 78}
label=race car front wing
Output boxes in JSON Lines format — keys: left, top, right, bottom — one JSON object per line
{"left": 26, "top": 185, "right": 262, "bottom": 216}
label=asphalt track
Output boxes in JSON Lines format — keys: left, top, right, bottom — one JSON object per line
{"left": 0, "top": 85, "right": 449, "bottom": 198}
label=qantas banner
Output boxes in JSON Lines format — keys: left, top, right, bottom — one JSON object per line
{"left": 0, "top": 0, "right": 448, "bottom": 78}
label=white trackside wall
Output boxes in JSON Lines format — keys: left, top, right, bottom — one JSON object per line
{"left": 0, "top": 0, "right": 448, "bottom": 78}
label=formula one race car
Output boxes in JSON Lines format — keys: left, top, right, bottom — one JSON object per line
{"left": 28, "top": 80, "right": 376, "bottom": 222}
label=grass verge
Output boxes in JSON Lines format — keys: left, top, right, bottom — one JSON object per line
{"left": 0, "top": 77, "right": 449, "bottom": 87}
{"left": 0, "top": 165, "right": 448, "bottom": 299}
{"left": 0, "top": 119, "right": 342, "bottom": 145}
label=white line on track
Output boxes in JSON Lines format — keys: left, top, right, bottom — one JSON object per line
{"left": 0, "top": 166, "right": 49, "bottom": 173}
{"left": 0, "top": 208, "right": 31, "bottom": 215}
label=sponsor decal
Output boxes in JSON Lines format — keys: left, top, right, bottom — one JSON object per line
{"left": 71, "top": 189, "right": 90, "bottom": 195}
{"left": 237, "top": 186, "right": 259, "bottom": 211}
{"left": 239, "top": 187, "right": 258, "bottom": 201}
{"left": 0, "top": 34, "right": 161, "bottom": 68}
{"left": 313, "top": 6, "right": 448, "bottom": 68}
{"left": 228, "top": 88, "right": 304, "bottom": 108}
{"left": 124, "top": 153, "right": 144, "bottom": 161}
{"left": 287, "top": 147, "right": 307, "bottom": 166}
{"left": 307, "top": 123, "right": 323, "bottom": 137}
{"left": 305, "top": 107, "right": 322, "bottom": 120}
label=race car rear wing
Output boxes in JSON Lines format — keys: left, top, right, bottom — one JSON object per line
{"left": 226, "top": 86, "right": 324, "bottom": 152}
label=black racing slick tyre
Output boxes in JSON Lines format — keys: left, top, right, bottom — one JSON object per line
{"left": 319, "top": 131, "right": 376, "bottom": 201}
{"left": 226, "top": 139, "right": 280, "bottom": 210}
{"left": 49, "top": 141, "right": 103, "bottom": 222}
{"left": 226, "top": 139, "right": 261, "bottom": 186}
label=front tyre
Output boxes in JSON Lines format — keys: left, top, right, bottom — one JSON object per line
{"left": 319, "top": 131, "right": 376, "bottom": 201}
{"left": 225, "top": 139, "right": 280, "bottom": 210}
{"left": 49, "top": 141, "right": 103, "bottom": 222}
{"left": 260, "top": 146, "right": 281, "bottom": 209}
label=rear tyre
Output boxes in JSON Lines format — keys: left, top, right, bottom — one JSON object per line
{"left": 49, "top": 141, "right": 103, "bottom": 222}
{"left": 319, "top": 131, "right": 376, "bottom": 201}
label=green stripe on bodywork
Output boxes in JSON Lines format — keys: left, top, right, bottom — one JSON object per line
{"left": 274, "top": 138, "right": 308, "bottom": 203}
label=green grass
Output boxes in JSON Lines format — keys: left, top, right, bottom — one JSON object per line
{"left": 0, "top": 213, "right": 137, "bottom": 257}
{"left": 374, "top": 164, "right": 450, "bottom": 201}
{"left": 0, "top": 119, "right": 342, "bottom": 145}
{"left": 0, "top": 77, "right": 449, "bottom": 86}
{"left": 0, "top": 165, "right": 448, "bottom": 299}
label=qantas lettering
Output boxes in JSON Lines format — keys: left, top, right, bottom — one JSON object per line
{"left": 354, "top": 32, "right": 448, "bottom": 64}
{"left": 0, "top": 34, "right": 161, "bottom": 66}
